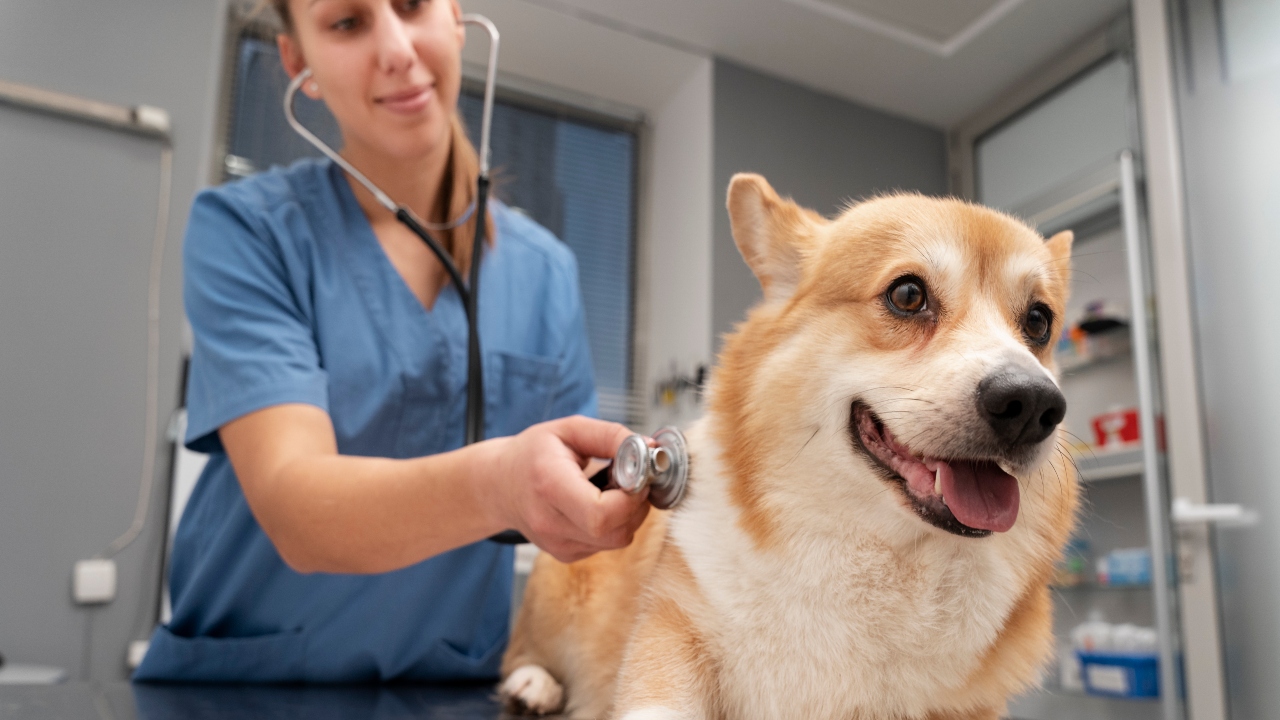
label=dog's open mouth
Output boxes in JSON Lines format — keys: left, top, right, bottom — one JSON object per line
{"left": 850, "top": 404, "right": 1020, "bottom": 537}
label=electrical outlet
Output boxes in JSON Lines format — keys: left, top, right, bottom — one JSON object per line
{"left": 126, "top": 640, "right": 149, "bottom": 670}
{"left": 73, "top": 559, "right": 116, "bottom": 604}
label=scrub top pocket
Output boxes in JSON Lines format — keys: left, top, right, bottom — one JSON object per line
{"left": 485, "top": 350, "right": 560, "bottom": 439}
{"left": 135, "top": 625, "right": 307, "bottom": 683}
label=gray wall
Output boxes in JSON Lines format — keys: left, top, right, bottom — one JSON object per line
{"left": 1175, "top": 1, "right": 1280, "bottom": 717}
{"left": 0, "top": 0, "right": 226, "bottom": 681}
{"left": 711, "top": 59, "right": 947, "bottom": 349}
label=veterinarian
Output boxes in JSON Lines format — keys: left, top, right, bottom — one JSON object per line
{"left": 132, "top": 0, "right": 649, "bottom": 683}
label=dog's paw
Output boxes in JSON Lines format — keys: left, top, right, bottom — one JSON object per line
{"left": 500, "top": 664, "right": 565, "bottom": 715}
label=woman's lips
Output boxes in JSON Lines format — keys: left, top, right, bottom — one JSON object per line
{"left": 376, "top": 86, "right": 433, "bottom": 114}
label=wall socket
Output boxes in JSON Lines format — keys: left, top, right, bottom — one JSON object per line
{"left": 73, "top": 559, "right": 117, "bottom": 604}
{"left": 127, "top": 640, "right": 149, "bottom": 670}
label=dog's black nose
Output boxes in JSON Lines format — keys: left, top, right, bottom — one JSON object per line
{"left": 977, "top": 366, "right": 1067, "bottom": 446}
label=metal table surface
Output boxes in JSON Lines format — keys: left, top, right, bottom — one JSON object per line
{"left": 0, "top": 681, "right": 558, "bottom": 720}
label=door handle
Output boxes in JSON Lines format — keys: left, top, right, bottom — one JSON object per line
{"left": 1172, "top": 497, "right": 1258, "bottom": 527}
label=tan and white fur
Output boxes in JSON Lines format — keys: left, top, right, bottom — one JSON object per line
{"left": 501, "top": 174, "right": 1079, "bottom": 720}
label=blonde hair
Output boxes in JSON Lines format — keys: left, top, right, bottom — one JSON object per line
{"left": 267, "top": 0, "right": 494, "bottom": 275}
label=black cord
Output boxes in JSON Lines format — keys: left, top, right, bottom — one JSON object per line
{"left": 465, "top": 176, "right": 487, "bottom": 447}
{"left": 394, "top": 183, "right": 526, "bottom": 544}
{"left": 394, "top": 208, "right": 470, "bottom": 307}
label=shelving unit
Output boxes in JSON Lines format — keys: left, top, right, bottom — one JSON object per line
{"left": 1074, "top": 447, "right": 1145, "bottom": 483}
{"left": 1060, "top": 349, "right": 1131, "bottom": 375}
{"left": 1002, "top": 154, "right": 1175, "bottom": 718}
{"left": 959, "top": 19, "right": 1209, "bottom": 717}
{"left": 1052, "top": 581, "right": 1151, "bottom": 593}
{"left": 1009, "top": 685, "right": 1162, "bottom": 720}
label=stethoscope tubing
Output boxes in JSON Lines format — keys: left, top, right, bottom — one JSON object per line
{"left": 284, "top": 16, "right": 531, "bottom": 542}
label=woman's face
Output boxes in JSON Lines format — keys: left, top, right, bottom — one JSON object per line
{"left": 279, "top": 0, "right": 466, "bottom": 162}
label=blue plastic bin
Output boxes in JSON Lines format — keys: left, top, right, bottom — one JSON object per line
{"left": 1077, "top": 651, "right": 1160, "bottom": 698}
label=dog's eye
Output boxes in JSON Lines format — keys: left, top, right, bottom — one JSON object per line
{"left": 1024, "top": 304, "right": 1053, "bottom": 344}
{"left": 887, "top": 277, "right": 927, "bottom": 314}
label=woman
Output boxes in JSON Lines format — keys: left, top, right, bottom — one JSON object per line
{"left": 133, "top": 0, "right": 649, "bottom": 683}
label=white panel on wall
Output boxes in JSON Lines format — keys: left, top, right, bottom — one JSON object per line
{"left": 976, "top": 57, "right": 1134, "bottom": 211}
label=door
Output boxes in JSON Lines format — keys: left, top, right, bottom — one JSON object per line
{"left": 1164, "top": 0, "right": 1280, "bottom": 717}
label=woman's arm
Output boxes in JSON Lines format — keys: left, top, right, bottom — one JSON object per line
{"left": 221, "top": 404, "right": 650, "bottom": 574}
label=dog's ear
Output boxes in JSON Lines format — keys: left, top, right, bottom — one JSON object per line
{"left": 727, "top": 174, "right": 821, "bottom": 303}
{"left": 1045, "top": 230, "right": 1073, "bottom": 286}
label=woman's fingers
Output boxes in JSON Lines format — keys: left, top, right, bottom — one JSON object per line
{"left": 540, "top": 449, "right": 648, "bottom": 546}
{"left": 542, "top": 493, "right": 647, "bottom": 559}
{"left": 505, "top": 415, "right": 657, "bottom": 559}
{"left": 542, "top": 475, "right": 616, "bottom": 543}
{"left": 547, "top": 415, "right": 633, "bottom": 465}
{"left": 539, "top": 538, "right": 598, "bottom": 564}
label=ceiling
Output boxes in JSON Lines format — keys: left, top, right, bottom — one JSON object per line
{"left": 508, "top": 0, "right": 1129, "bottom": 128}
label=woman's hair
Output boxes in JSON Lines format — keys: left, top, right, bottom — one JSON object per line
{"left": 267, "top": 0, "right": 494, "bottom": 275}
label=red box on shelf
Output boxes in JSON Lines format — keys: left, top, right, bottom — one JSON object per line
{"left": 1092, "top": 408, "right": 1140, "bottom": 449}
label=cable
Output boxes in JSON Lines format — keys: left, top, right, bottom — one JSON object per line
{"left": 465, "top": 174, "right": 488, "bottom": 446}
{"left": 102, "top": 143, "right": 173, "bottom": 559}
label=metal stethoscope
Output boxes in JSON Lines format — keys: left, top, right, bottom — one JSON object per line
{"left": 283, "top": 15, "right": 688, "bottom": 544}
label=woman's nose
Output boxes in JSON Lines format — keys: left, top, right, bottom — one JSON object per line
{"left": 372, "top": 7, "right": 416, "bottom": 74}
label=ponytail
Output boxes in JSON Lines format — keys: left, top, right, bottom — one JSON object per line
{"left": 435, "top": 113, "right": 496, "bottom": 278}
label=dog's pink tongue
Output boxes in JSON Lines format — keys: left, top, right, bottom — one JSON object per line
{"left": 936, "top": 460, "right": 1020, "bottom": 532}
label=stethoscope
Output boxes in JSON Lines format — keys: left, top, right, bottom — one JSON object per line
{"left": 284, "top": 15, "right": 689, "bottom": 545}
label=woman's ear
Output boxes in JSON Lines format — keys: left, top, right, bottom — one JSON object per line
{"left": 452, "top": 0, "right": 466, "bottom": 49}
{"left": 277, "top": 33, "right": 320, "bottom": 100}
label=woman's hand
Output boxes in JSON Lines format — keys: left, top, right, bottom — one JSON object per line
{"left": 483, "top": 416, "right": 651, "bottom": 563}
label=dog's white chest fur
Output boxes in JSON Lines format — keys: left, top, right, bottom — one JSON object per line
{"left": 667, "top": 427, "right": 1022, "bottom": 720}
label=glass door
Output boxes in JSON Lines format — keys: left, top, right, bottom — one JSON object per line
{"left": 1167, "top": 0, "right": 1280, "bottom": 717}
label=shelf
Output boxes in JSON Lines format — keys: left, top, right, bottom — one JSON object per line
{"left": 1008, "top": 686, "right": 1161, "bottom": 720}
{"left": 1072, "top": 447, "right": 1144, "bottom": 482}
{"left": 1057, "top": 328, "right": 1132, "bottom": 375}
{"left": 1058, "top": 349, "right": 1131, "bottom": 374}
{"left": 1051, "top": 581, "right": 1150, "bottom": 593}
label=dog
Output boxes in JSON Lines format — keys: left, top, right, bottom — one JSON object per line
{"left": 498, "top": 174, "right": 1078, "bottom": 720}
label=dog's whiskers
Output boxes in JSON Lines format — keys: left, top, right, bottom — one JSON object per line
{"left": 783, "top": 426, "right": 824, "bottom": 468}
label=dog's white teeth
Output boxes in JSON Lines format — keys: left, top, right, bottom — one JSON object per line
{"left": 998, "top": 461, "right": 1016, "bottom": 476}
{"left": 934, "top": 467, "right": 943, "bottom": 496}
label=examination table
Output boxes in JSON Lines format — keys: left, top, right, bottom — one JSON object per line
{"left": 0, "top": 680, "right": 552, "bottom": 719}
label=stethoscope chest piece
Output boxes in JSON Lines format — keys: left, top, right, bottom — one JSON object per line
{"left": 591, "top": 426, "right": 690, "bottom": 510}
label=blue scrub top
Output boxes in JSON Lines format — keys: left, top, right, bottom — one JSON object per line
{"left": 133, "top": 158, "right": 598, "bottom": 683}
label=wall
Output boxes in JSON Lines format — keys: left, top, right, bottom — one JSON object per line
{"left": 711, "top": 59, "right": 947, "bottom": 351}
{"left": 0, "top": 0, "right": 228, "bottom": 680}
{"left": 637, "top": 63, "right": 714, "bottom": 430}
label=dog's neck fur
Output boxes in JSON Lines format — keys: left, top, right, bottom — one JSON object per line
{"left": 667, "top": 418, "right": 1049, "bottom": 719}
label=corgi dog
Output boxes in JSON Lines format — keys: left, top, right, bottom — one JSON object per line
{"left": 499, "top": 174, "right": 1078, "bottom": 720}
